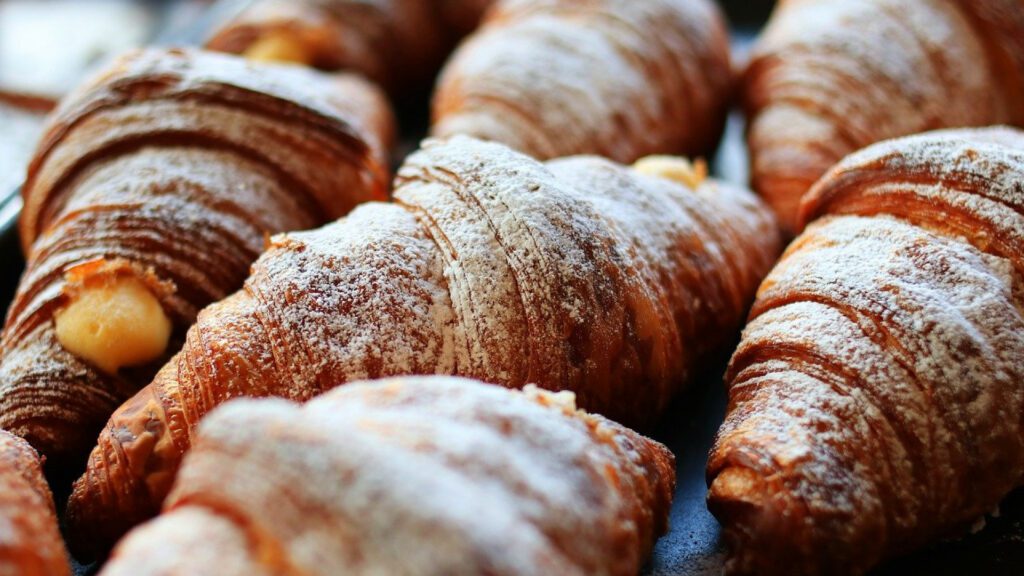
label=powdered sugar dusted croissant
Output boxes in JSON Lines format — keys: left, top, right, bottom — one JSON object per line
{"left": 744, "top": 0, "right": 1024, "bottom": 233}
{"left": 708, "top": 127, "right": 1024, "bottom": 575}
{"left": 205, "top": 0, "right": 495, "bottom": 97}
{"left": 67, "top": 136, "right": 781, "bottom": 556}
{"left": 0, "top": 48, "right": 393, "bottom": 466}
{"left": 431, "top": 0, "right": 732, "bottom": 162}
{"left": 100, "top": 376, "right": 675, "bottom": 576}
{"left": 0, "top": 430, "right": 70, "bottom": 575}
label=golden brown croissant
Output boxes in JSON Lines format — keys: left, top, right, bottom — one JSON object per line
{"left": 431, "top": 0, "right": 732, "bottom": 162}
{"left": 99, "top": 375, "right": 676, "bottom": 576}
{"left": 743, "top": 0, "right": 1024, "bottom": 233}
{"left": 67, "top": 135, "right": 781, "bottom": 557}
{"left": 0, "top": 48, "right": 393, "bottom": 466}
{"left": 205, "top": 0, "right": 494, "bottom": 97}
{"left": 0, "top": 430, "right": 70, "bottom": 576}
{"left": 707, "top": 126, "right": 1024, "bottom": 575}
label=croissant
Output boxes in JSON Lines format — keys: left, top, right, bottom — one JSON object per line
{"left": 430, "top": 0, "right": 732, "bottom": 162}
{"left": 707, "top": 126, "right": 1024, "bottom": 575}
{"left": 0, "top": 430, "right": 69, "bottom": 576}
{"left": 66, "top": 135, "right": 781, "bottom": 556}
{"left": 743, "top": 0, "right": 1024, "bottom": 233}
{"left": 205, "top": 0, "right": 494, "bottom": 98}
{"left": 98, "top": 375, "right": 675, "bottom": 575}
{"left": 0, "top": 48, "right": 393, "bottom": 466}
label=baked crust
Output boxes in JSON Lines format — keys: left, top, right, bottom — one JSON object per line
{"left": 708, "top": 127, "right": 1024, "bottom": 575}
{"left": 67, "top": 135, "right": 780, "bottom": 557}
{"left": 100, "top": 376, "right": 675, "bottom": 576}
{"left": 0, "top": 48, "right": 393, "bottom": 465}
{"left": 743, "top": 0, "right": 1024, "bottom": 233}
{"left": 431, "top": 0, "right": 732, "bottom": 162}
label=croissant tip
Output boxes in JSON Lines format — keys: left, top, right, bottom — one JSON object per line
{"left": 707, "top": 464, "right": 813, "bottom": 573}
{"left": 64, "top": 420, "right": 162, "bottom": 561}
{"left": 64, "top": 481, "right": 103, "bottom": 562}
{"left": 707, "top": 465, "right": 769, "bottom": 522}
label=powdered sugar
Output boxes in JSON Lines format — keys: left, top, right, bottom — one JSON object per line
{"left": 0, "top": 431, "right": 67, "bottom": 574}
{"left": 205, "top": 0, "right": 453, "bottom": 95}
{"left": 432, "top": 0, "right": 731, "bottom": 162}
{"left": 71, "top": 135, "right": 781, "bottom": 546}
{"left": 106, "top": 376, "right": 673, "bottom": 575}
{"left": 710, "top": 128, "right": 1024, "bottom": 574}
{"left": 0, "top": 47, "right": 391, "bottom": 462}
{"left": 745, "top": 0, "right": 1023, "bottom": 232}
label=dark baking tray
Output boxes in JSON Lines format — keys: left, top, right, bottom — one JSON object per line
{"left": 1, "top": 1, "right": 1023, "bottom": 574}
